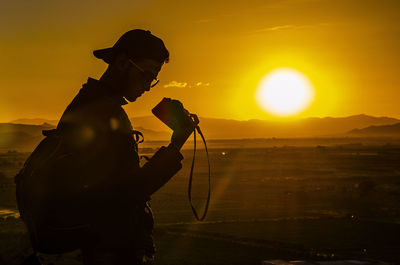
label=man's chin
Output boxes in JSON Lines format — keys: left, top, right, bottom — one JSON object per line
{"left": 124, "top": 95, "right": 139, "bottom": 102}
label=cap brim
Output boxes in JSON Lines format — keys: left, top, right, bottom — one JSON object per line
{"left": 93, "top": 47, "right": 115, "bottom": 64}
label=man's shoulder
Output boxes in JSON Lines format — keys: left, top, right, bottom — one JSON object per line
{"left": 57, "top": 78, "right": 133, "bottom": 135}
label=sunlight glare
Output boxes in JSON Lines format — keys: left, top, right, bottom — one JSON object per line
{"left": 255, "top": 68, "right": 314, "bottom": 116}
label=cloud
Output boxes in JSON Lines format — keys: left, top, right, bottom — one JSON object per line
{"left": 164, "top": 81, "right": 210, "bottom": 88}
{"left": 254, "top": 24, "right": 314, "bottom": 33}
{"left": 196, "top": 82, "right": 210, "bottom": 86}
{"left": 258, "top": 25, "right": 296, "bottom": 32}
{"left": 252, "top": 23, "right": 330, "bottom": 33}
{"left": 194, "top": 18, "right": 213, "bottom": 24}
{"left": 164, "top": 81, "right": 188, "bottom": 88}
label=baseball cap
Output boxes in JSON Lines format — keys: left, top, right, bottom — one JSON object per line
{"left": 93, "top": 29, "right": 169, "bottom": 64}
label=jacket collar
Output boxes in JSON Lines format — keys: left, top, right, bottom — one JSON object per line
{"left": 85, "top": 77, "right": 128, "bottom": 106}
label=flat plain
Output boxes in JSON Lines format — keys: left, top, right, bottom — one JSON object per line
{"left": 1, "top": 139, "right": 400, "bottom": 264}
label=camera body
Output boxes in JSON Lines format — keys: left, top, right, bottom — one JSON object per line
{"left": 152, "top": 98, "right": 198, "bottom": 132}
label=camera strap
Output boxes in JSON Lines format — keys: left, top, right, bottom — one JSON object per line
{"left": 188, "top": 125, "right": 211, "bottom": 221}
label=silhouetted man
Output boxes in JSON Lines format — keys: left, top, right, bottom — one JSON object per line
{"left": 55, "top": 29, "right": 192, "bottom": 264}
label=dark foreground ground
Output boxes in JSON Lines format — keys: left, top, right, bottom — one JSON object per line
{"left": 1, "top": 139, "right": 400, "bottom": 264}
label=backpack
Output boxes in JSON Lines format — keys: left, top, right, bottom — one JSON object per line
{"left": 15, "top": 129, "right": 91, "bottom": 254}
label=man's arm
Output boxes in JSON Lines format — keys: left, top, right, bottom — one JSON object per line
{"left": 109, "top": 114, "right": 194, "bottom": 201}
{"left": 126, "top": 124, "right": 194, "bottom": 199}
{"left": 109, "top": 131, "right": 185, "bottom": 201}
{"left": 133, "top": 144, "right": 184, "bottom": 198}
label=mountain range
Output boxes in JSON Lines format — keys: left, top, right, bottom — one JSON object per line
{"left": 3, "top": 114, "right": 399, "bottom": 151}
{"left": 129, "top": 114, "right": 399, "bottom": 139}
{"left": 348, "top": 122, "right": 400, "bottom": 137}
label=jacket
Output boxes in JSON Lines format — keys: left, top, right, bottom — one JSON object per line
{"left": 56, "top": 77, "right": 183, "bottom": 252}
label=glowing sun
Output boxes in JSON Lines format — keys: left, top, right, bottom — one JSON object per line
{"left": 255, "top": 68, "right": 314, "bottom": 116}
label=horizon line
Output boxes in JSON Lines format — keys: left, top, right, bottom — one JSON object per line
{"left": 3, "top": 113, "right": 400, "bottom": 124}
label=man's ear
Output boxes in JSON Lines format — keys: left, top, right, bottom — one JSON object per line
{"left": 113, "top": 53, "right": 130, "bottom": 72}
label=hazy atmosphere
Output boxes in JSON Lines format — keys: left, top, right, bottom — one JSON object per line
{"left": 1, "top": 1, "right": 400, "bottom": 265}
{"left": 1, "top": 0, "right": 400, "bottom": 122}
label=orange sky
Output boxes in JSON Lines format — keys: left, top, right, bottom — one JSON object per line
{"left": 1, "top": 0, "right": 399, "bottom": 122}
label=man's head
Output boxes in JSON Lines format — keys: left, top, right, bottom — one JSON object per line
{"left": 94, "top": 29, "right": 169, "bottom": 102}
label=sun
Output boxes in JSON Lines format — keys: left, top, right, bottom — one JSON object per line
{"left": 255, "top": 68, "right": 314, "bottom": 116}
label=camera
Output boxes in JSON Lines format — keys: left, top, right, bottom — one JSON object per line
{"left": 152, "top": 97, "right": 210, "bottom": 221}
{"left": 152, "top": 98, "right": 199, "bottom": 132}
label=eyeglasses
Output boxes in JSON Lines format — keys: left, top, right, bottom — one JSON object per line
{"left": 128, "top": 59, "right": 160, "bottom": 88}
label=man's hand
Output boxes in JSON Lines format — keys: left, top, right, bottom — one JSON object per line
{"left": 154, "top": 99, "right": 198, "bottom": 151}
{"left": 170, "top": 125, "right": 195, "bottom": 151}
{"left": 170, "top": 112, "right": 198, "bottom": 151}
